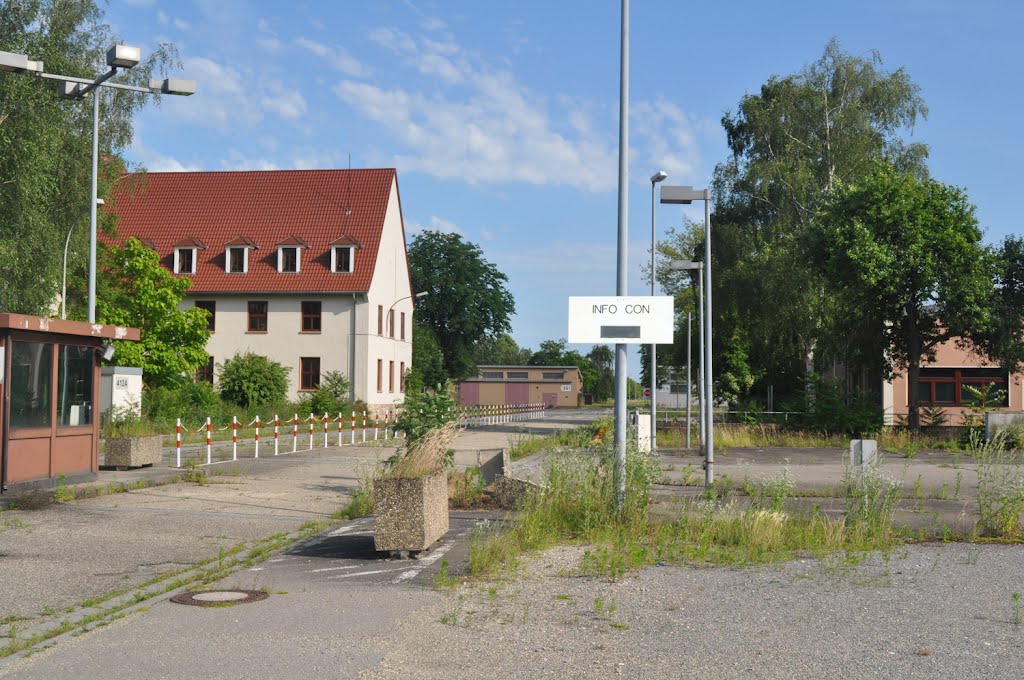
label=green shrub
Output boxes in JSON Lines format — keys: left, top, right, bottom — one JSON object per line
{"left": 304, "top": 371, "right": 351, "bottom": 416}
{"left": 218, "top": 352, "right": 290, "bottom": 408}
{"left": 395, "top": 383, "right": 458, "bottom": 444}
{"left": 788, "top": 374, "right": 882, "bottom": 436}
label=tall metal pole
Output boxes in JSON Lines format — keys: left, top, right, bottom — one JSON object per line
{"left": 686, "top": 312, "right": 691, "bottom": 449}
{"left": 698, "top": 271, "right": 705, "bottom": 445}
{"left": 87, "top": 88, "right": 99, "bottom": 324}
{"left": 703, "top": 191, "right": 714, "bottom": 486}
{"left": 649, "top": 178, "right": 657, "bottom": 451}
{"left": 613, "top": 0, "right": 630, "bottom": 507}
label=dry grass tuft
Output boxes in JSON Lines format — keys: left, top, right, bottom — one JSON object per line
{"left": 382, "top": 422, "right": 458, "bottom": 479}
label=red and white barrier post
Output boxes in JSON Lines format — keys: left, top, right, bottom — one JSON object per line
{"left": 337, "top": 411, "right": 343, "bottom": 447}
{"left": 362, "top": 411, "right": 367, "bottom": 443}
{"left": 232, "top": 415, "right": 238, "bottom": 461}
{"left": 274, "top": 415, "right": 279, "bottom": 456}
{"left": 350, "top": 410, "right": 356, "bottom": 445}
{"left": 292, "top": 413, "right": 298, "bottom": 454}
{"left": 374, "top": 412, "right": 379, "bottom": 441}
{"left": 308, "top": 413, "right": 314, "bottom": 450}
{"left": 254, "top": 415, "right": 260, "bottom": 459}
{"left": 323, "top": 411, "right": 329, "bottom": 448}
{"left": 206, "top": 417, "right": 211, "bottom": 465}
{"left": 385, "top": 411, "right": 390, "bottom": 441}
{"left": 175, "top": 418, "right": 181, "bottom": 468}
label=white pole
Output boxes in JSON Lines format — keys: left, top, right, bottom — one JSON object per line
{"left": 274, "top": 415, "right": 279, "bottom": 456}
{"left": 612, "top": 0, "right": 630, "bottom": 509}
{"left": 703, "top": 192, "right": 714, "bottom": 487}
{"left": 87, "top": 85, "right": 99, "bottom": 323}
{"left": 292, "top": 413, "right": 298, "bottom": 453}
{"left": 323, "top": 412, "right": 328, "bottom": 448}
{"left": 308, "top": 414, "right": 313, "bottom": 450}
{"left": 254, "top": 415, "right": 260, "bottom": 458}
{"left": 232, "top": 415, "right": 237, "bottom": 461}
{"left": 175, "top": 418, "right": 181, "bottom": 469}
{"left": 206, "top": 417, "right": 211, "bottom": 465}
{"left": 686, "top": 312, "right": 692, "bottom": 449}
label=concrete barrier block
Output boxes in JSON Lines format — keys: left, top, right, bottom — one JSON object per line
{"left": 104, "top": 436, "right": 162, "bottom": 468}
{"left": 373, "top": 470, "right": 449, "bottom": 552}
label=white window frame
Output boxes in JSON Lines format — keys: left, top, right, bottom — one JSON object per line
{"left": 277, "top": 246, "right": 301, "bottom": 273}
{"left": 174, "top": 248, "right": 197, "bottom": 275}
{"left": 331, "top": 246, "right": 354, "bottom": 273}
{"left": 225, "top": 247, "right": 249, "bottom": 274}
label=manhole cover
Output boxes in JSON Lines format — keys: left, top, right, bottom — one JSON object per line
{"left": 170, "top": 589, "right": 268, "bottom": 607}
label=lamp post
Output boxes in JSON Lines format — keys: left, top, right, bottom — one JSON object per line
{"left": 386, "top": 291, "right": 428, "bottom": 336}
{"left": 671, "top": 259, "right": 704, "bottom": 452}
{"left": 1, "top": 46, "right": 195, "bottom": 323}
{"left": 649, "top": 170, "right": 667, "bottom": 451}
{"left": 663, "top": 185, "right": 714, "bottom": 487}
{"left": 612, "top": 0, "right": 630, "bottom": 508}
{"left": 62, "top": 198, "right": 104, "bottom": 319}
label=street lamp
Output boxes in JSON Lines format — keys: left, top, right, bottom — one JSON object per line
{"left": 649, "top": 171, "right": 668, "bottom": 451}
{"left": 662, "top": 185, "right": 714, "bottom": 487}
{"left": 0, "top": 45, "right": 195, "bottom": 324}
{"left": 62, "top": 198, "right": 104, "bottom": 319}
{"left": 671, "top": 259, "right": 703, "bottom": 451}
{"left": 387, "top": 291, "right": 428, "bottom": 334}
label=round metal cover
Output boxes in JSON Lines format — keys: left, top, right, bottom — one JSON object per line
{"left": 170, "top": 589, "right": 268, "bottom": 607}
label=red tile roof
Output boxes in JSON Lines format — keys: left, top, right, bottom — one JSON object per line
{"left": 107, "top": 168, "right": 400, "bottom": 293}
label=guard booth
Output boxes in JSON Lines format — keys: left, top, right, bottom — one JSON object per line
{"left": 1, "top": 314, "right": 140, "bottom": 493}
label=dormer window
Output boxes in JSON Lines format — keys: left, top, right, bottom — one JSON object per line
{"left": 329, "top": 235, "right": 362, "bottom": 274}
{"left": 275, "top": 235, "right": 309, "bottom": 274}
{"left": 175, "top": 248, "right": 196, "bottom": 274}
{"left": 279, "top": 247, "right": 299, "bottom": 273}
{"left": 171, "top": 237, "right": 207, "bottom": 275}
{"left": 224, "top": 236, "right": 258, "bottom": 274}
{"left": 332, "top": 246, "right": 354, "bottom": 273}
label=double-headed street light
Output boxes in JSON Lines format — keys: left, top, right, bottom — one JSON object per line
{"left": 662, "top": 186, "right": 714, "bottom": 487}
{"left": 1, "top": 46, "right": 195, "bottom": 324}
{"left": 649, "top": 171, "right": 668, "bottom": 450}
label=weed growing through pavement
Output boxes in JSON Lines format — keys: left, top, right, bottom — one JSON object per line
{"left": 969, "top": 431, "right": 1024, "bottom": 539}
{"left": 51, "top": 475, "right": 75, "bottom": 503}
{"left": 1013, "top": 592, "right": 1021, "bottom": 626}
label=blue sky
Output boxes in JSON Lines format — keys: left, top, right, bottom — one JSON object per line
{"left": 114, "top": 0, "right": 1023, "bottom": 374}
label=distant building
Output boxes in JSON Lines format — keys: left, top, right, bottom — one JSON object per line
{"left": 458, "top": 365, "right": 583, "bottom": 408}
{"left": 884, "top": 338, "right": 1022, "bottom": 426}
{"left": 108, "top": 168, "right": 414, "bottom": 407}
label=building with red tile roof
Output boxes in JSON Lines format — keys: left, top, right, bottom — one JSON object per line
{"left": 107, "top": 168, "right": 415, "bottom": 407}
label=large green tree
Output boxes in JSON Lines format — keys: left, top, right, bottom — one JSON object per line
{"left": 704, "top": 39, "right": 930, "bottom": 402}
{"left": 0, "top": 0, "right": 177, "bottom": 315}
{"left": 410, "top": 321, "right": 447, "bottom": 389}
{"left": 97, "top": 238, "right": 210, "bottom": 387}
{"left": 473, "top": 332, "right": 532, "bottom": 366}
{"left": 407, "top": 231, "right": 515, "bottom": 381}
{"left": 817, "top": 161, "right": 992, "bottom": 428}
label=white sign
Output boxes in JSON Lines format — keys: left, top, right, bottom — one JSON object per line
{"left": 567, "top": 296, "right": 674, "bottom": 344}
{"left": 560, "top": 384, "right": 572, "bottom": 392}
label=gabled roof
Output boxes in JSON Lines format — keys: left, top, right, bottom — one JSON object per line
{"left": 172, "top": 236, "right": 208, "bottom": 250}
{"left": 329, "top": 234, "right": 364, "bottom": 249}
{"left": 224, "top": 235, "right": 259, "bottom": 249}
{"left": 275, "top": 234, "right": 310, "bottom": 249}
{"left": 107, "top": 168, "right": 400, "bottom": 293}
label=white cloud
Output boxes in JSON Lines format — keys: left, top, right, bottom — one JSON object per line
{"left": 130, "top": 139, "right": 201, "bottom": 172}
{"left": 421, "top": 16, "right": 447, "bottom": 32}
{"left": 479, "top": 227, "right": 495, "bottom": 241}
{"left": 219, "top": 149, "right": 280, "bottom": 171}
{"left": 256, "top": 18, "right": 281, "bottom": 52}
{"left": 123, "top": 0, "right": 155, "bottom": 6}
{"left": 162, "top": 56, "right": 262, "bottom": 131}
{"left": 333, "top": 29, "right": 705, "bottom": 193}
{"left": 261, "top": 81, "right": 307, "bottom": 120}
{"left": 157, "top": 9, "right": 191, "bottom": 32}
{"left": 157, "top": 10, "right": 169, "bottom": 24}
{"left": 406, "top": 216, "right": 463, "bottom": 236}
{"left": 295, "top": 37, "right": 371, "bottom": 78}
{"left": 174, "top": 18, "right": 191, "bottom": 31}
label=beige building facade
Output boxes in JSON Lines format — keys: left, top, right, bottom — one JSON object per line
{"left": 458, "top": 365, "right": 583, "bottom": 409}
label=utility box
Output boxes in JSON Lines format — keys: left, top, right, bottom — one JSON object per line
{"left": 632, "top": 412, "right": 652, "bottom": 454}
{"left": 100, "top": 366, "right": 143, "bottom": 419}
{"left": 850, "top": 439, "right": 877, "bottom": 467}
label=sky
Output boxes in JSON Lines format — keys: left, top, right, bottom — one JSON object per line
{"left": 111, "top": 0, "right": 1024, "bottom": 375}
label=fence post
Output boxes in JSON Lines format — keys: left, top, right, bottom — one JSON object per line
{"left": 337, "top": 411, "right": 343, "bottom": 447}
{"left": 308, "top": 413, "right": 314, "bottom": 450}
{"left": 175, "top": 418, "right": 181, "bottom": 468}
{"left": 232, "top": 415, "right": 238, "bottom": 461}
{"left": 205, "top": 416, "right": 211, "bottom": 465}
{"left": 374, "top": 412, "right": 379, "bottom": 441}
{"left": 385, "top": 411, "right": 390, "bottom": 440}
{"left": 274, "top": 415, "right": 279, "bottom": 456}
{"left": 362, "top": 410, "right": 367, "bottom": 443}
{"left": 254, "top": 415, "right": 260, "bottom": 459}
{"left": 351, "top": 410, "right": 356, "bottom": 445}
{"left": 323, "top": 411, "right": 328, "bottom": 448}
{"left": 292, "top": 413, "right": 298, "bottom": 453}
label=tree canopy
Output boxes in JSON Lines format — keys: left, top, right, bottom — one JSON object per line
{"left": 407, "top": 231, "right": 515, "bottom": 381}
{"left": 97, "top": 238, "right": 210, "bottom": 387}
{"left": 0, "top": 0, "right": 178, "bottom": 315}
{"left": 658, "top": 39, "right": 933, "bottom": 404}
{"left": 473, "top": 333, "right": 532, "bottom": 366}
{"left": 817, "top": 160, "right": 992, "bottom": 427}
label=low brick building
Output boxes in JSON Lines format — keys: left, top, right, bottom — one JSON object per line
{"left": 458, "top": 365, "right": 583, "bottom": 409}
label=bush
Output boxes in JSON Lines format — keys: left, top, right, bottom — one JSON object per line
{"left": 304, "top": 371, "right": 351, "bottom": 415}
{"left": 789, "top": 374, "right": 882, "bottom": 436}
{"left": 144, "top": 381, "right": 220, "bottom": 426}
{"left": 218, "top": 352, "right": 290, "bottom": 408}
{"left": 395, "top": 383, "right": 458, "bottom": 444}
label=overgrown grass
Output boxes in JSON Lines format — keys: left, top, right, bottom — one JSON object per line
{"left": 656, "top": 423, "right": 964, "bottom": 453}
{"left": 507, "top": 418, "right": 610, "bottom": 460}
{"left": 470, "top": 443, "right": 904, "bottom": 580}
{"left": 970, "top": 431, "right": 1024, "bottom": 539}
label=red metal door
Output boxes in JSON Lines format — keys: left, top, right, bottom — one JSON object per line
{"left": 543, "top": 392, "right": 557, "bottom": 408}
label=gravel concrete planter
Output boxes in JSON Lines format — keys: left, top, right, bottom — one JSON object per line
{"left": 104, "top": 436, "right": 162, "bottom": 468}
{"left": 373, "top": 470, "right": 449, "bottom": 553}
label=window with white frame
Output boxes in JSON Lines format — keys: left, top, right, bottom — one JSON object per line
{"left": 277, "top": 246, "right": 300, "bottom": 273}
{"left": 225, "top": 247, "right": 248, "bottom": 273}
{"left": 174, "top": 248, "right": 197, "bottom": 274}
{"left": 332, "top": 246, "right": 354, "bottom": 273}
